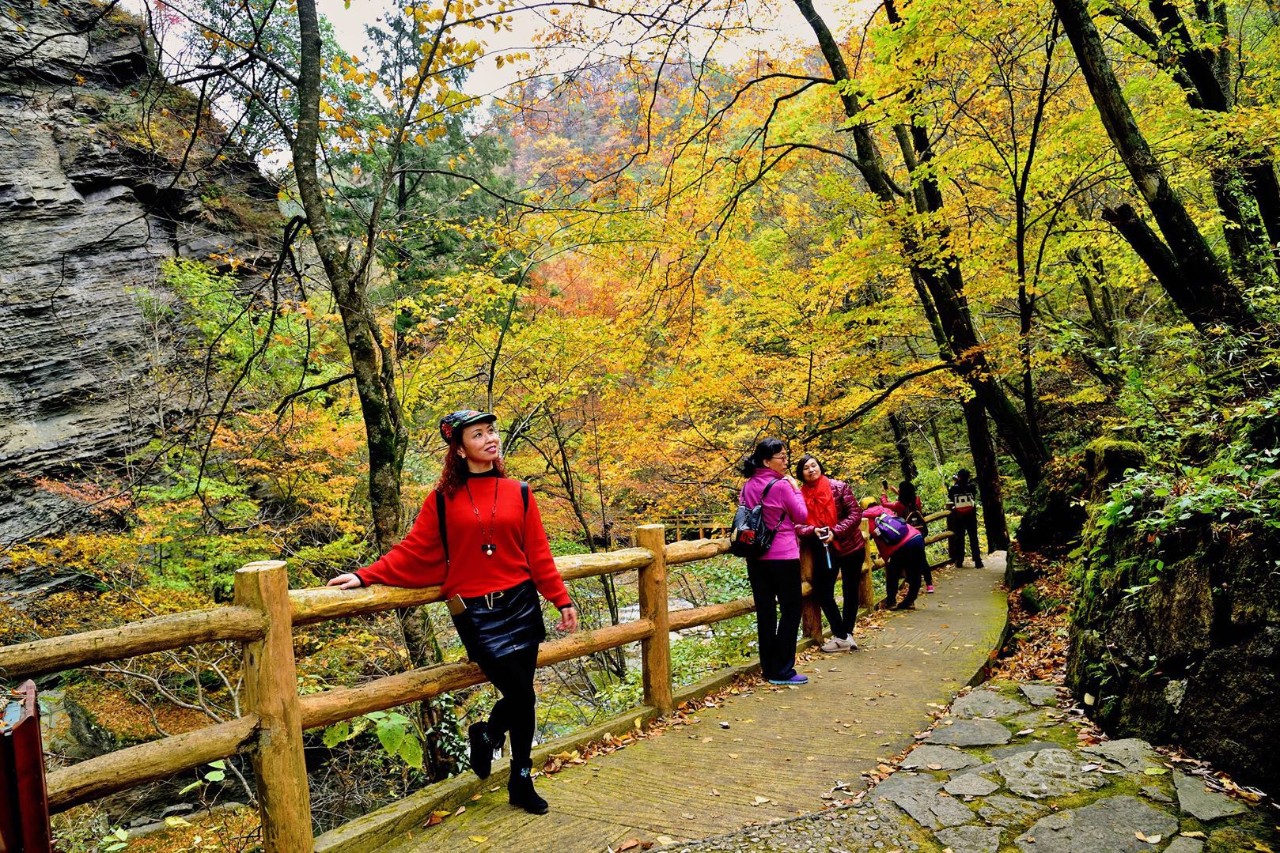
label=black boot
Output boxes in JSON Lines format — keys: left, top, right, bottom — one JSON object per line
{"left": 508, "top": 762, "right": 549, "bottom": 814}
{"left": 468, "top": 722, "right": 493, "bottom": 779}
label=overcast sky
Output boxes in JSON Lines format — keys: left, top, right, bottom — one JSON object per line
{"left": 312, "top": 0, "right": 867, "bottom": 97}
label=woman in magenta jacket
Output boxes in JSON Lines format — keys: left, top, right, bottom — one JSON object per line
{"left": 861, "top": 501, "right": 927, "bottom": 610}
{"left": 737, "top": 438, "right": 810, "bottom": 685}
{"left": 794, "top": 454, "right": 864, "bottom": 652}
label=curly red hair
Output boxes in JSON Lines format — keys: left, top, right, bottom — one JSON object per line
{"left": 436, "top": 437, "right": 507, "bottom": 497}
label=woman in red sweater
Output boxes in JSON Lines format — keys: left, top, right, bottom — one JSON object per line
{"left": 328, "top": 410, "right": 578, "bottom": 815}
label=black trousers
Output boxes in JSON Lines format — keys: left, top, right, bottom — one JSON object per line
{"left": 948, "top": 511, "right": 982, "bottom": 566}
{"left": 886, "top": 537, "right": 926, "bottom": 608}
{"left": 747, "top": 558, "right": 802, "bottom": 680}
{"left": 810, "top": 545, "right": 863, "bottom": 639}
{"left": 473, "top": 644, "right": 539, "bottom": 768}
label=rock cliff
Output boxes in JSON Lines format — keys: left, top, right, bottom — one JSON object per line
{"left": 0, "top": 0, "right": 280, "bottom": 545}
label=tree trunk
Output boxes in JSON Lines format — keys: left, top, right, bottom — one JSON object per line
{"left": 888, "top": 413, "right": 917, "bottom": 482}
{"left": 295, "top": 0, "right": 408, "bottom": 553}
{"left": 792, "top": 0, "right": 1049, "bottom": 490}
{"left": 963, "top": 398, "right": 1010, "bottom": 551}
{"left": 1052, "top": 0, "right": 1260, "bottom": 335}
{"left": 296, "top": 0, "right": 450, "bottom": 777}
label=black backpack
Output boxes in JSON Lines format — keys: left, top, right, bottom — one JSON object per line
{"left": 729, "top": 480, "right": 782, "bottom": 558}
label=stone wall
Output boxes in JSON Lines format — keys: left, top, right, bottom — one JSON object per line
{"left": 1066, "top": 517, "right": 1280, "bottom": 792}
{"left": 0, "top": 0, "right": 279, "bottom": 545}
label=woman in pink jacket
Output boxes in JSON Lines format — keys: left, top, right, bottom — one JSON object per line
{"left": 861, "top": 500, "right": 927, "bottom": 610}
{"left": 737, "top": 438, "right": 810, "bottom": 685}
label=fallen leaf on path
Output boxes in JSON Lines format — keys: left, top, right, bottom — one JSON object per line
{"left": 729, "top": 753, "right": 739, "bottom": 759}
{"left": 469, "top": 836, "right": 487, "bottom": 843}
{"left": 1179, "top": 832, "right": 1206, "bottom": 839}
{"left": 453, "top": 806, "right": 466, "bottom": 816}
{"left": 752, "top": 796, "right": 772, "bottom": 806}
{"left": 618, "top": 840, "right": 640, "bottom": 851}
{"left": 1016, "top": 728, "right": 1035, "bottom": 736}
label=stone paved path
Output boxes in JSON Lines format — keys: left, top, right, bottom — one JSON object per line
{"left": 370, "top": 559, "right": 1009, "bottom": 852}
{"left": 674, "top": 680, "right": 1280, "bottom": 853}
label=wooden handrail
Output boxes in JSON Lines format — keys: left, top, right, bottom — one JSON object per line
{"left": 298, "top": 621, "right": 654, "bottom": 731}
{"left": 0, "top": 607, "right": 267, "bottom": 681}
{"left": 666, "top": 538, "right": 730, "bottom": 565}
{"left": 287, "top": 548, "right": 657, "bottom": 628}
{"left": 668, "top": 598, "right": 755, "bottom": 632}
{"left": 4, "top": 523, "right": 852, "bottom": 848}
{"left": 46, "top": 714, "right": 260, "bottom": 812}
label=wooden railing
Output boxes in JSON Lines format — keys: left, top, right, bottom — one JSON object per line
{"left": 0, "top": 516, "right": 954, "bottom": 850}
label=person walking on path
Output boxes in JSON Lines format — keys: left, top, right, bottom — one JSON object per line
{"left": 861, "top": 499, "right": 927, "bottom": 610}
{"left": 328, "top": 409, "right": 579, "bottom": 816}
{"left": 738, "top": 438, "right": 810, "bottom": 684}
{"left": 795, "top": 455, "right": 864, "bottom": 652}
{"left": 882, "top": 479, "right": 934, "bottom": 593}
{"left": 946, "top": 468, "right": 984, "bottom": 568}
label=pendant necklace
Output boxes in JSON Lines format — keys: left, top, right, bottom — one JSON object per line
{"left": 465, "top": 479, "right": 500, "bottom": 557}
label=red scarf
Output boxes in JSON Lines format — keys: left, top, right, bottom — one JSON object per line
{"left": 802, "top": 475, "right": 839, "bottom": 528}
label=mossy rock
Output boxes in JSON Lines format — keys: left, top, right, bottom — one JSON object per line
{"left": 1066, "top": 517, "right": 1280, "bottom": 792}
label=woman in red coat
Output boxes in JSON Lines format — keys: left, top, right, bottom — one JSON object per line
{"left": 794, "top": 455, "right": 864, "bottom": 652}
{"left": 329, "top": 410, "right": 578, "bottom": 815}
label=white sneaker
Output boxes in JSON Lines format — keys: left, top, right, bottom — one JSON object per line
{"left": 821, "top": 636, "right": 854, "bottom": 653}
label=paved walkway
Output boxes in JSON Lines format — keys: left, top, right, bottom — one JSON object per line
{"left": 375, "top": 559, "right": 1009, "bottom": 853}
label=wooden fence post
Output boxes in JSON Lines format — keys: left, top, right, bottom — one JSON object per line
{"left": 797, "top": 546, "right": 824, "bottom": 643}
{"left": 860, "top": 521, "right": 876, "bottom": 610}
{"left": 635, "top": 525, "right": 673, "bottom": 715}
{"left": 235, "top": 561, "right": 313, "bottom": 852}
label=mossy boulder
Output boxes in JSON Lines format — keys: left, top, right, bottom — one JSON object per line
{"left": 1017, "top": 439, "right": 1146, "bottom": 555}
{"left": 1066, "top": 517, "right": 1280, "bottom": 792}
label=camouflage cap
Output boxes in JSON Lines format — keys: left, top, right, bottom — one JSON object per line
{"left": 439, "top": 409, "right": 497, "bottom": 443}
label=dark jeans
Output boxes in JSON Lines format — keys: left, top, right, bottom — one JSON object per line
{"left": 948, "top": 511, "right": 982, "bottom": 567}
{"left": 747, "top": 558, "right": 802, "bottom": 680}
{"left": 811, "top": 544, "right": 863, "bottom": 639}
{"left": 474, "top": 644, "right": 539, "bottom": 767}
{"left": 887, "top": 537, "right": 926, "bottom": 608}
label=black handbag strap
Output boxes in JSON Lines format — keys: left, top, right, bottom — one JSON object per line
{"left": 739, "top": 477, "right": 779, "bottom": 509}
{"left": 436, "top": 481, "right": 530, "bottom": 570}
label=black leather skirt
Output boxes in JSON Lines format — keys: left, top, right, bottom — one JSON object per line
{"left": 451, "top": 579, "right": 547, "bottom": 662}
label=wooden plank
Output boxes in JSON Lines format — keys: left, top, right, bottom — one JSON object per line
{"left": 46, "top": 714, "right": 259, "bottom": 812}
{"left": 636, "top": 526, "right": 673, "bottom": 714}
{"left": 300, "top": 621, "right": 655, "bottom": 731}
{"left": 557, "top": 548, "right": 654, "bottom": 581}
{"left": 667, "top": 598, "right": 754, "bottom": 632}
{"left": 665, "top": 538, "right": 729, "bottom": 565}
{"left": 0, "top": 608, "right": 266, "bottom": 680}
{"left": 289, "top": 584, "right": 443, "bottom": 627}
{"left": 235, "top": 561, "right": 312, "bottom": 853}
{"left": 290, "top": 550, "right": 652, "bottom": 626}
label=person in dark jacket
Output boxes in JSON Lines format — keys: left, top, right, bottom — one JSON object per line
{"left": 738, "top": 438, "right": 810, "bottom": 685}
{"left": 328, "top": 409, "right": 578, "bottom": 815}
{"left": 946, "top": 468, "right": 984, "bottom": 568}
{"left": 795, "top": 454, "right": 864, "bottom": 651}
